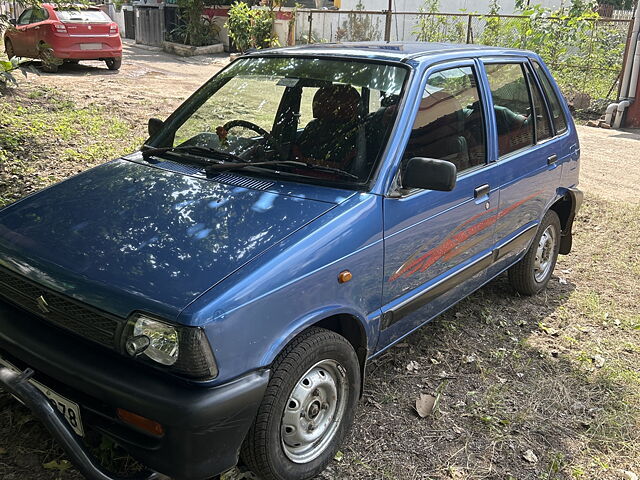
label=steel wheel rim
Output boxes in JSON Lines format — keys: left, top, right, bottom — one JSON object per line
{"left": 281, "top": 359, "right": 348, "bottom": 464}
{"left": 533, "top": 225, "right": 556, "bottom": 282}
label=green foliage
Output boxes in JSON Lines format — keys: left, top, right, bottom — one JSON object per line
{"left": 412, "top": 0, "right": 629, "bottom": 100}
{"left": 413, "top": 0, "right": 466, "bottom": 43}
{"left": 0, "top": 57, "right": 22, "bottom": 90}
{"left": 335, "top": 1, "right": 380, "bottom": 42}
{"left": 226, "top": 1, "right": 278, "bottom": 53}
{"left": 169, "top": 0, "right": 220, "bottom": 46}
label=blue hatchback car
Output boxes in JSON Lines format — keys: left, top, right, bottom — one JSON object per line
{"left": 0, "top": 42, "right": 581, "bottom": 480}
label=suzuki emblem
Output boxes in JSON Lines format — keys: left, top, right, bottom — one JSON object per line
{"left": 36, "top": 295, "right": 51, "bottom": 314}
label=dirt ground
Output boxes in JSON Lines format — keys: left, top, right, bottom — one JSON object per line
{"left": 0, "top": 43, "right": 639, "bottom": 480}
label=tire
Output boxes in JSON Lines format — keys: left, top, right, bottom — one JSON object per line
{"left": 105, "top": 57, "right": 122, "bottom": 70}
{"left": 5, "top": 39, "right": 15, "bottom": 59}
{"left": 241, "top": 327, "right": 360, "bottom": 480}
{"left": 508, "top": 209, "right": 561, "bottom": 295}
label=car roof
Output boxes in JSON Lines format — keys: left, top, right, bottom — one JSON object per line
{"left": 248, "top": 41, "right": 534, "bottom": 63}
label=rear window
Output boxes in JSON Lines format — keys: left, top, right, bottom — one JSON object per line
{"left": 56, "top": 9, "right": 111, "bottom": 23}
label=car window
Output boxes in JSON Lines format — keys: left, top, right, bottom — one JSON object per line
{"left": 525, "top": 65, "right": 552, "bottom": 142}
{"left": 55, "top": 9, "right": 111, "bottom": 23}
{"left": 532, "top": 61, "right": 568, "bottom": 135}
{"left": 485, "top": 63, "right": 534, "bottom": 157}
{"left": 174, "top": 75, "right": 286, "bottom": 146}
{"left": 30, "top": 8, "right": 48, "bottom": 23}
{"left": 17, "top": 9, "right": 32, "bottom": 25}
{"left": 403, "top": 65, "right": 486, "bottom": 174}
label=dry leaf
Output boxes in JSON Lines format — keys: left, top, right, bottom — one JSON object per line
{"left": 415, "top": 393, "right": 436, "bottom": 418}
{"left": 592, "top": 354, "right": 605, "bottom": 368}
{"left": 406, "top": 360, "right": 420, "bottom": 372}
{"left": 523, "top": 449, "right": 538, "bottom": 463}
{"left": 616, "top": 470, "right": 638, "bottom": 480}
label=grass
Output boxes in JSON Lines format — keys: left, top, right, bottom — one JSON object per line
{"left": 0, "top": 86, "right": 144, "bottom": 208}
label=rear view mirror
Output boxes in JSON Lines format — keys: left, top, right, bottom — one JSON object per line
{"left": 9, "top": 19, "right": 17, "bottom": 26}
{"left": 401, "top": 157, "right": 457, "bottom": 191}
{"left": 148, "top": 117, "right": 164, "bottom": 137}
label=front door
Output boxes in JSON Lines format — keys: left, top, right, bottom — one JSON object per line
{"left": 8, "top": 9, "right": 33, "bottom": 57}
{"left": 378, "top": 61, "right": 498, "bottom": 349}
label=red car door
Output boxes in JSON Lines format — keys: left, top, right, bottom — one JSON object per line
{"left": 7, "top": 8, "right": 33, "bottom": 57}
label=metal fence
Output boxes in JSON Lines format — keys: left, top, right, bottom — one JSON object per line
{"left": 294, "top": 9, "right": 633, "bottom": 104}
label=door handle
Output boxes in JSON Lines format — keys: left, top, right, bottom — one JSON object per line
{"left": 474, "top": 184, "right": 490, "bottom": 198}
{"left": 547, "top": 154, "right": 558, "bottom": 165}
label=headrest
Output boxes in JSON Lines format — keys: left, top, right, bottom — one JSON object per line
{"left": 413, "top": 90, "right": 463, "bottom": 130}
{"left": 312, "top": 84, "right": 361, "bottom": 122}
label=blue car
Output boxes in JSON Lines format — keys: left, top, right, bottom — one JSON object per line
{"left": 0, "top": 42, "right": 581, "bottom": 480}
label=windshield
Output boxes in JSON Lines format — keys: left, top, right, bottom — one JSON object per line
{"left": 148, "top": 56, "right": 408, "bottom": 187}
{"left": 56, "top": 9, "right": 111, "bottom": 23}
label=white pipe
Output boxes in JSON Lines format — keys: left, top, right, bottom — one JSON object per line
{"left": 628, "top": 37, "right": 640, "bottom": 100}
{"left": 604, "top": 102, "right": 618, "bottom": 125}
{"left": 613, "top": 100, "right": 630, "bottom": 129}
{"left": 620, "top": 1, "right": 640, "bottom": 99}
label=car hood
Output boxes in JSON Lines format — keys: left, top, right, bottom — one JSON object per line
{"left": 0, "top": 159, "right": 349, "bottom": 320}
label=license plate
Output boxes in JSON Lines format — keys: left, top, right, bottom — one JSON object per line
{"left": 0, "top": 357, "right": 84, "bottom": 436}
{"left": 80, "top": 43, "right": 102, "bottom": 50}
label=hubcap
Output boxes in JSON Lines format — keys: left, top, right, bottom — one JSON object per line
{"left": 533, "top": 225, "right": 556, "bottom": 282}
{"left": 281, "top": 359, "right": 348, "bottom": 464}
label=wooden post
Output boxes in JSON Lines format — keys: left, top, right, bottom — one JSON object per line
{"left": 307, "top": 11, "right": 313, "bottom": 44}
{"left": 466, "top": 14, "right": 472, "bottom": 43}
{"left": 384, "top": 0, "right": 392, "bottom": 42}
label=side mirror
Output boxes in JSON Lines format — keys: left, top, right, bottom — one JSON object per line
{"left": 148, "top": 117, "right": 164, "bottom": 137}
{"left": 9, "top": 19, "right": 17, "bottom": 26}
{"left": 401, "top": 157, "right": 457, "bottom": 191}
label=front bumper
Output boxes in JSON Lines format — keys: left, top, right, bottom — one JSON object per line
{"left": 0, "top": 300, "right": 269, "bottom": 480}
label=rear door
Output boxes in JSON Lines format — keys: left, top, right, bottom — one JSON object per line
{"left": 480, "top": 58, "right": 565, "bottom": 277}
{"left": 25, "top": 7, "right": 50, "bottom": 55}
{"left": 378, "top": 60, "right": 498, "bottom": 349}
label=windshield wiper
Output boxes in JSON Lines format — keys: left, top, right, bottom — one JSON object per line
{"left": 206, "top": 160, "right": 360, "bottom": 180}
{"left": 141, "top": 144, "right": 249, "bottom": 164}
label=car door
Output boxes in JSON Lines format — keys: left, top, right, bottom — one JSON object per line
{"left": 26, "top": 7, "right": 50, "bottom": 55}
{"left": 377, "top": 60, "right": 499, "bottom": 350}
{"left": 7, "top": 9, "right": 33, "bottom": 57}
{"left": 480, "top": 58, "right": 567, "bottom": 277}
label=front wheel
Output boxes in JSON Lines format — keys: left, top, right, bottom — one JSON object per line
{"left": 508, "top": 209, "right": 561, "bottom": 295}
{"left": 105, "top": 57, "right": 122, "bottom": 70}
{"left": 241, "top": 327, "right": 360, "bottom": 480}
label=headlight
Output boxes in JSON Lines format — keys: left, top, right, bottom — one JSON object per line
{"left": 125, "top": 314, "right": 218, "bottom": 380}
{"left": 132, "top": 316, "right": 179, "bottom": 366}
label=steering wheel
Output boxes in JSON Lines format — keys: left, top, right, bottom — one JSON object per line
{"left": 222, "top": 120, "right": 280, "bottom": 152}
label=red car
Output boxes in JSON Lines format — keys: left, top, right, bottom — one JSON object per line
{"left": 4, "top": 4, "right": 122, "bottom": 72}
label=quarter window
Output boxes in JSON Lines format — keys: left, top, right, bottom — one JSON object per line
{"left": 404, "top": 66, "right": 486, "bottom": 174}
{"left": 532, "top": 61, "right": 568, "bottom": 134}
{"left": 485, "top": 63, "right": 534, "bottom": 157}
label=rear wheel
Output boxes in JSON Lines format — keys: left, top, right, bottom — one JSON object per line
{"left": 5, "top": 39, "right": 15, "bottom": 59}
{"left": 38, "top": 43, "right": 59, "bottom": 73}
{"left": 105, "top": 57, "right": 122, "bottom": 70}
{"left": 508, "top": 209, "right": 561, "bottom": 295}
{"left": 241, "top": 327, "right": 360, "bottom": 480}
